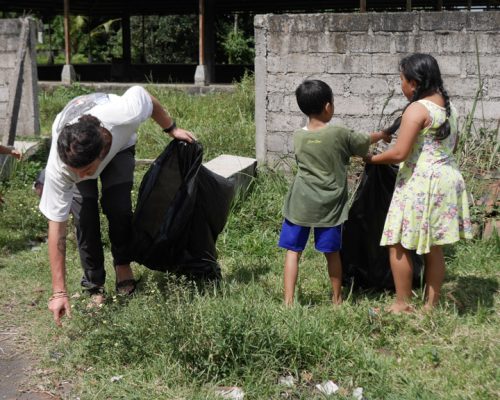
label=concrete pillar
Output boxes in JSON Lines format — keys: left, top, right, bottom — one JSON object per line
{"left": 61, "top": 64, "right": 76, "bottom": 84}
{"left": 254, "top": 15, "right": 268, "bottom": 165}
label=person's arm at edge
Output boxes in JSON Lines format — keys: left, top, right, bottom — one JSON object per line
{"left": 148, "top": 93, "right": 195, "bottom": 143}
{"left": 0, "top": 145, "right": 21, "bottom": 159}
{"left": 47, "top": 219, "right": 71, "bottom": 326}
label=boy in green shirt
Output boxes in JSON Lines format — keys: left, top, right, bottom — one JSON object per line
{"left": 279, "top": 80, "right": 390, "bottom": 305}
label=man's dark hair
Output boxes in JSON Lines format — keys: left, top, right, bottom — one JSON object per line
{"left": 57, "top": 115, "right": 104, "bottom": 168}
{"left": 295, "top": 80, "right": 333, "bottom": 116}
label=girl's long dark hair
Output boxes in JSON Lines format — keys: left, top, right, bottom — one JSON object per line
{"left": 385, "top": 53, "right": 451, "bottom": 140}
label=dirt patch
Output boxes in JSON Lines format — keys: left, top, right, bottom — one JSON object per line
{"left": 0, "top": 327, "right": 56, "bottom": 400}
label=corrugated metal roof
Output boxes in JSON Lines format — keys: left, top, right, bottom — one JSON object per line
{"left": 0, "top": 0, "right": 498, "bottom": 16}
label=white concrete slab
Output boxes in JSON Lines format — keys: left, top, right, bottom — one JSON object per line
{"left": 14, "top": 140, "right": 39, "bottom": 158}
{"left": 203, "top": 154, "right": 256, "bottom": 179}
{"left": 204, "top": 154, "right": 257, "bottom": 195}
{"left": 0, "top": 141, "right": 40, "bottom": 179}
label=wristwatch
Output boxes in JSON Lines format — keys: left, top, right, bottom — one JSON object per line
{"left": 163, "top": 120, "right": 176, "bottom": 134}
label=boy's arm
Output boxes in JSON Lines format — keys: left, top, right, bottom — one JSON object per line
{"left": 366, "top": 104, "right": 425, "bottom": 164}
{"left": 369, "top": 130, "right": 392, "bottom": 144}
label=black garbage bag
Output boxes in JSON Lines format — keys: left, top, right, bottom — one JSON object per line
{"left": 341, "top": 164, "right": 423, "bottom": 290}
{"left": 131, "top": 140, "right": 234, "bottom": 281}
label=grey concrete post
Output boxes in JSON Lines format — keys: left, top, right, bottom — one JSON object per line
{"left": 254, "top": 15, "right": 268, "bottom": 165}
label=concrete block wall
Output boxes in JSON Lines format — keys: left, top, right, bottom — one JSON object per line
{"left": 255, "top": 11, "right": 500, "bottom": 166}
{"left": 0, "top": 18, "right": 40, "bottom": 143}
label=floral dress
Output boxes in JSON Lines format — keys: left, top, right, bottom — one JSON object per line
{"left": 380, "top": 99, "right": 473, "bottom": 254}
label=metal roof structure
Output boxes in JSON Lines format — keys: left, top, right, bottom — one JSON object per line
{"left": 1, "top": 0, "right": 498, "bottom": 16}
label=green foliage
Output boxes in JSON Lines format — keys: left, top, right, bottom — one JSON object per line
{"left": 38, "top": 84, "right": 92, "bottom": 133}
{"left": 137, "top": 75, "right": 255, "bottom": 161}
{"left": 36, "top": 13, "right": 256, "bottom": 66}
{"left": 222, "top": 30, "right": 255, "bottom": 64}
{"left": 131, "top": 15, "right": 198, "bottom": 64}
{"left": 0, "top": 160, "right": 46, "bottom": 254}
{"left": 217, "top": 13, "right": 255, "bottom": 65}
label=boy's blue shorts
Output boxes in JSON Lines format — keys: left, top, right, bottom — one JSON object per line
{"left": 278, "top": 219, "right": 342, "bottom": 253}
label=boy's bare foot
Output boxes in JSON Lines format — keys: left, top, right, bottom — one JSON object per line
{"left": 284, "top": 299, "right": 294, "bottom": 307}
{"left": 386, "top": 303, "right": 414, "bottom": 314}
{"left": 422, "top": 303, "right": 437, "bottom": 313}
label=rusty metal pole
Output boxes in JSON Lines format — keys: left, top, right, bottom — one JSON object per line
{"left": 360, "top": 0, "right": 366, "bottom": 12}
{"left": 61, "top": 0, "right": 75, "bottom": 82}
{"left": 194, "top": 0, "right": 208, "bottom": 84}
{"left": 63, "top": 0, "right": 71, "bottom": 65}
{"left": 199, "top": 0, "right": 204, "bottom": 66}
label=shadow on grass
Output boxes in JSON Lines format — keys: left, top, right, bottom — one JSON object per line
{"left": 0, "top": 236, "right": 44, "bottom": 255}
{"left": 445, "top": 274, "right": 498, "bottom": 315}
{"left": 138, "top": 268, "right": 222, "bottom": 298}
{"left": 297, "top": 286, "right": 394, "bottom": 307}
{"left": 224, "top": 261, "right": 271, "bottom": 284}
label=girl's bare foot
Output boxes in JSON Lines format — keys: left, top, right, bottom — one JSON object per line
{"left": 386, "top": 302, "right": 414, "bottom": 314}
{"left": 422, "top": 303, "right": 436, "bottom": 313}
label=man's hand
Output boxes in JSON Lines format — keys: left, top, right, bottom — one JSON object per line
{"left": 48, "top": 295, "right": 71, "bottom": 326}
{"left": 171, "top": 127, "right": 196, "bottom": 143}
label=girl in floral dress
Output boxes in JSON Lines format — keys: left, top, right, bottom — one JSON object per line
{"left": 365, "top": 53, "right": 473, "bottom": 313}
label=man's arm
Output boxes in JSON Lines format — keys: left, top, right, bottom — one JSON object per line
{"left": 47, "top": 219, "right": 71, "bottom": 326}
{"left": 149, "top": 93, "right": 196, "bottom": 143}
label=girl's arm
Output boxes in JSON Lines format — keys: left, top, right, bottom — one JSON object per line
{"left": 365, "top": 102, "right": 427, "bottom": 164}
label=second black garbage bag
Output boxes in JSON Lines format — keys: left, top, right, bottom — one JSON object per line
{"left": 132, "top": 139, "right": 234, "bottom": 281}
{"left": 341, "top": 163, "right": 423, "bottom": 290}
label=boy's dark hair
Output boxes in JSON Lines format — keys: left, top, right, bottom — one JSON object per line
{"left": 295, "top": 80, "right": 333, "bottom": 116}
{"left": 57, "top": 115, "right": 104, "bottom": 168}
{"left": 400, "top": 53, "right": 451, "bottom": 140}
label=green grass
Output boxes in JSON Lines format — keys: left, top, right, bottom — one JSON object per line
{"left": 1, "top": 76, "right": 499, "bottom": 399}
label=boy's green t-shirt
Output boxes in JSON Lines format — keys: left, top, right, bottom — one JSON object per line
{"left": 283, "top": 125, "right": 370, "bottom": 227}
